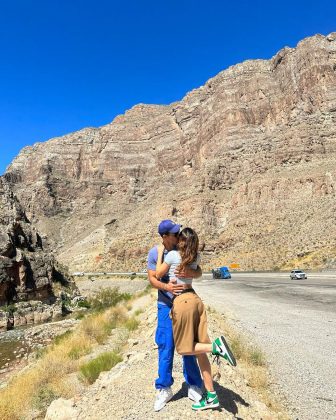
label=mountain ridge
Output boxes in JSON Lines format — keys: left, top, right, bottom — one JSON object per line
{"left": 3, "top": 31, "right": 336, "bottom": 272}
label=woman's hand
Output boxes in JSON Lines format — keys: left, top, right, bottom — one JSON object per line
{"left": 156, "top": 243, "right": 167, "bottom": 277}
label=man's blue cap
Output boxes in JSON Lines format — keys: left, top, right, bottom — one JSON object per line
{"left": 158, "top": 220, "right": 181, "bottom": 236}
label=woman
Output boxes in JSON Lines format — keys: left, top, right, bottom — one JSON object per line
{"left": 156, "top": 227, "right": 236, "bottom": 411}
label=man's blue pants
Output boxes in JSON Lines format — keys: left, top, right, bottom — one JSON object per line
{"left": 155, "top": 303, "right": 203, "bottom": 389}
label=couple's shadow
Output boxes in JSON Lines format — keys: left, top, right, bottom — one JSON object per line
{"left": 171, "top": 381, "right": 249, "bottom": 417}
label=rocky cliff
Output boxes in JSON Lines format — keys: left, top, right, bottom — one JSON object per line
{"left": 4, "top": 32, "right": 336, "bottom": 271}
{"left": 0, "top": 177, "right": 76, "bottom": 328}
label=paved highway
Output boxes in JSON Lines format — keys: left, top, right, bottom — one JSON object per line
{"left": 193, "top": 272, "right": 336, "bottom": 420}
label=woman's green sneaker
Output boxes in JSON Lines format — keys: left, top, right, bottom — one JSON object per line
{"left": 192, "top": 391, "right": 219, "bottom": 410}
{"left": 212, "top": 335, "right": 237, "bottom": 366}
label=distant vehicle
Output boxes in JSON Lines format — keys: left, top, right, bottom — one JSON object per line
{"left": 290, "top": 270, "right": 307, "bottom": 280}
{"left": 73, "top": 272, "right": 85, "bottom": 276}
{"left": 212, "top": 266, "right": 231, "bottom": 279}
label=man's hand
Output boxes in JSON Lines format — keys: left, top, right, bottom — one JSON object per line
{"left": 174, "top": 266, "right": 202, "bottom": 279}
{"left": 165, "top": 278, "right": 184, "bottom": 295}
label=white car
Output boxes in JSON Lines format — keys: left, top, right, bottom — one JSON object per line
{"left": 290, "top": 270, "right": 307, "bottom": 280}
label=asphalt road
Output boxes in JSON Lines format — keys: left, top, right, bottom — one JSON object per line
{"left": 193, "top": 272, "right": 336, "bottom": 420}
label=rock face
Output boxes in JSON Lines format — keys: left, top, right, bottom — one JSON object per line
{"left": 0, "top": 177, "right": 76, "bottom": 327}
{"left": 4, "top": 33, "right": 336, "bottom": 271}
{"left": 0, "top": 177, "right": 56, "bottom": 305}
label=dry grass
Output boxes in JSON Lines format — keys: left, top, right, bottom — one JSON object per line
{"left": 209, "top": 307, "right": 288, "bottom": 418}
{"left": 0, "top": 301, "right": 138, "bottom": 419}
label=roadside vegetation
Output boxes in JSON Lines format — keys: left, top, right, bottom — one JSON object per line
{"left": 207, "top": 306, "right": 287, "bottom": 416}
{"left": 0, "top": 287, "right": 144, "bottom": 420}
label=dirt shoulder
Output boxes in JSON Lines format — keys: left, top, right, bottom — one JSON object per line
{"left": 46, "top": 294, "right": 288, "bottom": 420}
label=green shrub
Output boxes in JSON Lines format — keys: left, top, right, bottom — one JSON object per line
{"left": 134, "top": 308, "right": 144, "bottom": 316}
{"left": 74, "top": 312, "right": 86, "bottom": 320}
{"left": 79, "top": 351, "right": 122, "bottom": 384}
{"left": 124, "top": 317, "right": 139, "bottom": 331}
{"left": 53, "top": 330, "right": 72, "bottom": 345}
{"left": 2, "top": 304, "right": 17, "bottom": 315}
{"left": 34, "top": 347, "right": 47, "bottom": 360}
{"left": 32, "top": 386, "right": 58, "bottom": 410}
{"left": 88, "top": 288, "right": 131, "bottom": 312}
{"left": 77, "top": 299, "right": 91, "bottom": 309}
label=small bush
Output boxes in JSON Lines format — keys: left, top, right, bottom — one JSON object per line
{"left": 32, "top": 386, "right": 58, "bottom": 411}
{"left": 80, "top": 308, "right": 126, "bottom": 344}
{"left": 229, "top": 335, "right": 265, "bottom": 367}
{"left": 53, "top": 330, "right": 72, "bottom": 345}
{"left": 134, "top": 308, "right": 144, "bottom": 316}
{"left": 77, "top": 299, "right": 91, "bottom": 309}
{"left": 66, "top": 334, "right": 92, "bottom": 359}
{"left": 79, "top": 351, "right": 122, "bottom": 384}
{"left": 124, "top": 317, "right": 139, "bottom": 331}
{"left": 249, "top": 348, "right": 265, "bottom": 366}
{"left": 88, "top": 287, "right": 131, "bottom": 312}
{"left": 34, "top": 347, "right": 47, "bottom": 360}
{"left": 2, "top": 304, "right": 17, "bottom": 315}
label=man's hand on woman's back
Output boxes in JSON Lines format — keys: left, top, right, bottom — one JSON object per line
{"left": 175, "top": 266, "right": 202, "bottom": 279}
{"left": 166, "top": 278, "right": 184, "bottom": 295}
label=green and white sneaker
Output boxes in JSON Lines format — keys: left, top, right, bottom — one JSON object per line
{"left": 212, "top": 336, "right": 237, "bottom": 366}
{"left": 192, "top": 391, "right": 219, "bottom": 411}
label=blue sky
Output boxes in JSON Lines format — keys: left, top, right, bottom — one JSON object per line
{"left": 0, "top": 0, "right": 335, "bottom": 174}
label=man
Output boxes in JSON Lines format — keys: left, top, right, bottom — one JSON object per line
{"left": 147, "top": 219, "right": 203, "bottom": 411}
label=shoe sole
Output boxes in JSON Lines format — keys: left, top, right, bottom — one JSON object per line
{"left": 192, "top": 402, "right": 220, "bottom": 411}
{"left": 219, "top": 335, "right": 237, "bottom": 367}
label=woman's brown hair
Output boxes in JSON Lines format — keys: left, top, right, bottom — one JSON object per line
{"left": 178, "top": 227, "right": 199, "bottom": 271}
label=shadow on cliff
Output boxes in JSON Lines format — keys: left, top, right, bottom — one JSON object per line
{"left": 171, "top": 381, "right": 249, "bottom": 416}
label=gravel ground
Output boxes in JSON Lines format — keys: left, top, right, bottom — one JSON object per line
{"left": 194, "top": 275, "right": 336, "bottom": 420}
{"left": 45, "top": 295, "right": 286, "bottom": 420}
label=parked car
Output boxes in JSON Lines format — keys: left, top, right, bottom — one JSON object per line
{"left": 290, "top": 269, "right": 307, "bottom": 280}
{"left": 212, "top": 266, "right": 231, "bottom": 279}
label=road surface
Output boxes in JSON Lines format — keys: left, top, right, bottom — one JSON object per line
{"left": 193, "top": 272, "right": 336, "bottom": 420}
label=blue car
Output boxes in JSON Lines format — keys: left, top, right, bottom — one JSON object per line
{"left": 212, "top": 266, "right": 231, "bottom": 279}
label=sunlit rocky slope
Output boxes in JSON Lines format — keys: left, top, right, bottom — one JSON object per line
{"left": 4, "top": 32, "right": 336, "bottom": 272}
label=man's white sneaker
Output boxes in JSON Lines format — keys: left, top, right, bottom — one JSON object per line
{"left": 188, "top": 385, "right": 203, "bottom": 402}
{"left": 154, "top": 387, "right": 173, "bottom": 411}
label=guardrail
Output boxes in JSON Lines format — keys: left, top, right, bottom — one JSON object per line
{"left": 72, "top": 272, "right": 148, "bottom": 277}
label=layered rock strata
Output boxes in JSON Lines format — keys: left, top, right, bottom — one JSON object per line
{"left": 5, "top": 33, "right": 336, "bottom": 271}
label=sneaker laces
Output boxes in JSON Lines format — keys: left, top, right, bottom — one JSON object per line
{"left": 159, "top": 388, "right": 169, "bottom": 397}
{"left": 200, "top": 391, "right": 208, "bottom": 403}
{"left": 212, "top": 354, "right": 222, "bottom": 366}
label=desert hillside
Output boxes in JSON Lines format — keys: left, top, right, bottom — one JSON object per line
{"left": 3, "top": 32, "right": 336, "bottom": 272}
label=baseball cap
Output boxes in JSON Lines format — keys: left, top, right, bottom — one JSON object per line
{"left": 158, "top": 220, "right": 181, "bottom": 236}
